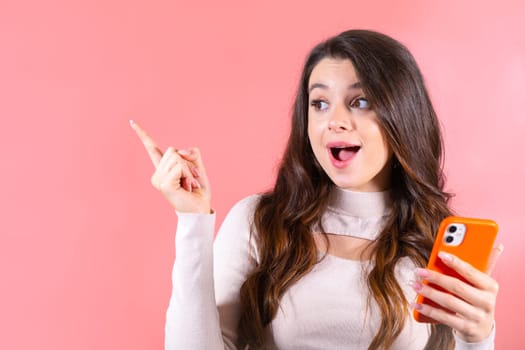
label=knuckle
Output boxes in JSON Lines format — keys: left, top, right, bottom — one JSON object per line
{"left": 150, "top": 175, "right": 159, "bottom": 189}
{"left": 461, "top": 323, "right": 476, "bottom": 337}
{"left": 478, "top": 277, "right": 498, "bottom": 294}
{"left": 159, "top": 181, "right": 169, "bottom": 192}
{"left": 491, "top": 281, "right": 499, "bottom": 294}
{"left": 472, "top": 308, "right": 486, "bottom": 322}
{"left": 483, "top": 296, "right": 497, "bottom": 313}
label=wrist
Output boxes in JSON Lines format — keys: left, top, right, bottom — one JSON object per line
{"left": 454, "top": 322, "right": 495, "bottom": 344}
{"left": 174, "top": 205, "right": 213, "bottom": 215}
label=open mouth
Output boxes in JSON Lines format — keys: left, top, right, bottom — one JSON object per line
{"left": 330, "top": 145, "right": 361, "bottom": 161}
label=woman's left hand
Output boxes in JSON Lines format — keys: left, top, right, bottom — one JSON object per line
{"left": 411, "top": 244, "right": 504, "bottom": 343}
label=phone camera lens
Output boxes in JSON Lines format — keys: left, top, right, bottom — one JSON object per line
{"left": 445, "top": 235, "right": 454, "bottom": 243}
{"left": 448, "top": 225, "right": 457, "bottom": 233}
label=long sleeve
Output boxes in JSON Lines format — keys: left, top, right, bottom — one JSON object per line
{"left": 454, "top": 324, "right": 495, "bottom": 350}
{"left": 165, "top": 196, "right": 259, "bottom": 350}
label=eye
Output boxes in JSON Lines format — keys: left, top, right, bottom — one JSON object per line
{"left": 349, "top": 97, "right": 370, "bottom": 110}
{"left": 310, "top": 99, "right": 329, "bottom": 111}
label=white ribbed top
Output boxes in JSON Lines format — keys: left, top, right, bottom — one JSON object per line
{"left": 165, "top": 188, "right": 495, "bottom": 350}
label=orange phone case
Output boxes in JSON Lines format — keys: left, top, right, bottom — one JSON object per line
{"left": 413, "top": 216, "right": 498, "bottom": 323}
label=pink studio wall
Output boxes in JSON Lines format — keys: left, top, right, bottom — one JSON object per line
{"left": 1, "top": 0, "right": 523, "bottom": 349}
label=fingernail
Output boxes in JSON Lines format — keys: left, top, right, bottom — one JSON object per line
{"left": 410, "top": 281, "right": 423, "bottom": 291}
{"left": 129, "top": 119, "right": 136, "bottom": 128}
{"left": 438, "top": 251, "right": 453, "bottom": 263}
{"left": 415, "top": 268, "right": 429, "bottom": 278}
{"left": 192, "top": 180, "right": 201, "bottom": 189}
{"left": 178, "top": 149, "right": 191, "bottom": 156}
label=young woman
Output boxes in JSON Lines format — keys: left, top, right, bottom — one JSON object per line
{"left": 131, "top": 29, "right": 502, "bottom": 349}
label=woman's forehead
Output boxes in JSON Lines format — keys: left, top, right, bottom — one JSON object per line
{"left": 308, "top": 58, "right": 361, "bottom": 92}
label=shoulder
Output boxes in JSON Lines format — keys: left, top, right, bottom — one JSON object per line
{"left": 216, "top": 194, "right": 263, "bottom": 240}
{"left": 215, "top": 194, "right": 263, "bottom": 261}
{"left": 230, "top": 194, "right": 262, "bottom": 214}
{"left": 222, "top": 194, "right": 262, "bottom": 226}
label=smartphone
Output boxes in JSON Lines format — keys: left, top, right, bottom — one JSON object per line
{"left": 413, "top": 216, "right": 498, "bottom": 323}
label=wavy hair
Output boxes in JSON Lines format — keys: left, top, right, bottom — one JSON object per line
{"left": 238, "top": 29, "right": 455, "bottom": 350}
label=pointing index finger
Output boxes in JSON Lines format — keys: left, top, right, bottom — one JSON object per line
{"left": 130, "top": 120, "right": 163, "bottom": 168}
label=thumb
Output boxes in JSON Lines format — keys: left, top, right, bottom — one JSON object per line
{"left": 177, "top": 147, "right": 210, "bottom": 190}
{"left": 177, "top": 148, "right": 207, "bottom": 173}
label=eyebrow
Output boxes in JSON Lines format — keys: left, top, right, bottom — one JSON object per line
{"left": 308, "top": 81, "right": 362, "bottom": 93}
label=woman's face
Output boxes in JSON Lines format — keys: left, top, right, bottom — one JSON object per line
{"left": 307, "top": 57, "right": 393, "bottom": 192}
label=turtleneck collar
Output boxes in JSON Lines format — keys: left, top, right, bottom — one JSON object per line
{"left": 312, "top": 187, "right": 392, "bottom": 241}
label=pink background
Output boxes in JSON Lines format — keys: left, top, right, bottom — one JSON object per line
{"left": 1, "top": 0, "right": 523, "bottom": 348}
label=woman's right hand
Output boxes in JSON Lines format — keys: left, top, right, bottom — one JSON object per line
{"left": 130, "top": 120, "right": 212, "bottom": 214}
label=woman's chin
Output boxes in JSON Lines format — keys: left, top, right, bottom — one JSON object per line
{"left": 329, "top": 177, "right": 362, "bottom": 191}
{"left": 329, "top": 177, "right": 386, "bottom": 192}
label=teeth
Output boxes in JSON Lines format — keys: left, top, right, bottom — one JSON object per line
{"left": 332, "top": 145, "right": 358, "bottom": 149}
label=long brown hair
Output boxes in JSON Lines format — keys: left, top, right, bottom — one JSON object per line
{"left": 238, "top": 30, "right": 454, "bottom": 350}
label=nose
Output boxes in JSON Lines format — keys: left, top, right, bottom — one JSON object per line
{"left": 328, "top": 106, "right": 352, "bottom": 132}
